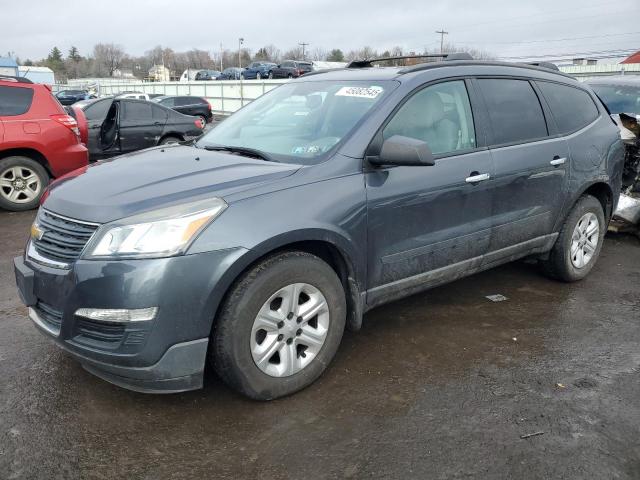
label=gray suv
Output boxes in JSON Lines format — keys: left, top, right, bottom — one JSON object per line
{"left": 14, "top": 56, "right": 624, "bottom": 399}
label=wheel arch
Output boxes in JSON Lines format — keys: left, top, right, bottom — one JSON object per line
{"left": 0, "top": 147, "right": 52, "bottom": 177}
{"left": 554, "top": 180, "right": 614, "bottom": 232}
{"left": 208, "top": 232, "right": 365, "bottom": 341}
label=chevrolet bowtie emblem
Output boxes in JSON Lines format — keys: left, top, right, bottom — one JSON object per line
{"left": 30, "top": 223, "right": 45, "bottom": 241}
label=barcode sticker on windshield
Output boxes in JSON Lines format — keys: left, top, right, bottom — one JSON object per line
{"left": 335, "top": 86, "right": 383, "bottom": 99}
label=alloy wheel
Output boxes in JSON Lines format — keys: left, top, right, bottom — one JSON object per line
{"left": 570, "top": 212, "right": 599, "bottom": 268}
{"left": 0, "top": 166, "right": 41, "bottom": 204}
{"left": 250, "top": 283, "right": 330, "bottom": 377}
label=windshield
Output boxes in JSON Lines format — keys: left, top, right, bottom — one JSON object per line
{"left": 196, "top": 80, "right": 396, "bottom": 164}
{"left": 590, "top": 84, "right": 640, "bottom": 116}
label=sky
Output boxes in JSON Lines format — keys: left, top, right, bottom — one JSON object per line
{"left": 1, "top": 0, "right": 639, "bottom": 62}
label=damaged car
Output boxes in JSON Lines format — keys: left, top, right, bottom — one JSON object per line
{"left": 589, "top": 77, "right": 640, "bottom": 230}
{"left": 74, "top": 97, "right": 205, "bottom": 160}
{"left": 14, "top": 56, "right": 625, "bottom": 399}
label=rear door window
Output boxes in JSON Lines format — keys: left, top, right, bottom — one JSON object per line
{"left": 160, "top": 97, "right": 175, "bottom": 107}
{"left": 477, "top": 78, "right": 548, "bottom": 145}
{"left": 121, "top": 101, "right": 153, "bottom": 123}
{"left": 0, "top": 85, "right": 34, "bottom": 116}
{"left": 537, "top": 81, "right": 599, "bottom": 133}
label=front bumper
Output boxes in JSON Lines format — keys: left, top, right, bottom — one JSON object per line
{"left": 14, "top": 247, "right": 248, "bottom": 393}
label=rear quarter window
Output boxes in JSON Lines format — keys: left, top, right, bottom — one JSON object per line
{"left": 0, "top": 85, "right": 34, "bottom": 116}
{"left": 537, "top": 81, "right": 599, "bottom": 134}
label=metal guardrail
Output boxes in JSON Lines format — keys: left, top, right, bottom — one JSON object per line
{"left": 55, "top": 80, "right": 288, "bottom": 115}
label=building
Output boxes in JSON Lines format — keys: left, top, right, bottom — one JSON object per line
{"left": 0, "top": 57, "right": 19, "bottom": 76}
{"left": 621, "top": 50, "right": 640, "bottom": 64}
{"left": 18, "top": 66, "right": 55, "bottom": 84}
{"left": 148, "top": 65, "right": 171, "bottom": 82}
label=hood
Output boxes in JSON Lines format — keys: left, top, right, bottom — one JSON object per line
{"left": 44, "top": 145, "right": 300, "bottom": 223}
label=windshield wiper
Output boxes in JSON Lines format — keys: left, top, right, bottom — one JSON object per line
{"left": 199, "top": 144, "right": 276, "bottom": 162}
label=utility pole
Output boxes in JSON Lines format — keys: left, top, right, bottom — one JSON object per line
{"left": 238, "top": 38, "right": 244, "bottom": 70}
{"left": 435, "top": 29, "right": 449, "bottom": 54}
{"left": 299, "top": 42, "right": 309, "bottom": 60}
{"left": 220, "top": 43, "right": 223, "bottom": 71}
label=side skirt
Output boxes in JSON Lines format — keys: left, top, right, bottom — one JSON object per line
{"left": 365, "top": 233, "right": 558, "bottom": 310}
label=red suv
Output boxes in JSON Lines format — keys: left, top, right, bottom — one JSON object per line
{"left": 0, "top": 76, "right": 88, "bottom": 211}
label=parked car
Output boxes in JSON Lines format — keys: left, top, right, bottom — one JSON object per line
{"left": 587, "top": 77, "right": 640, "bottom": 226}
{"left": 195, "top": 70, "right": 222, "bottom": 81}
{"left": 218, "top": 67, "right": 243, "bottom": 80}
{"left": 588, "top": 76, "right": 640, "bottom": 118}
{"left": 55, "top": 89, "right": 94, "bottom": 105}
{"left": 152, "top": 95, "right": 213, "bottom": 124}
{"left": 14, "top": 57, "right": 624, "bottom": 400}
{"left": 268, "top": 60, "right": 313, "bottom": 78}
{"left": 242, "top": 62, "right": 277, "bottom": 80}
{"left": 0, "top": 76, "right": 88, "bottom": 211}
{"left": 73, "top": 97, "right": 205, "bottom": 160}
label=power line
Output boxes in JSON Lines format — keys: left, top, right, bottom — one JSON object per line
{"left": 460, "top": 31, "right": 640, "bottom": 46}
{"left": 499, "top": 48, "right": 638, "bottom": 60}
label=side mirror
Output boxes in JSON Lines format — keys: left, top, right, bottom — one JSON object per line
{"left": 369, "top": 135, "right": 435, "bottom": 167}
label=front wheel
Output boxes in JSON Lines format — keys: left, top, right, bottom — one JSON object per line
{"left": 268, "top": 72, "right": 274, "bottom": 79}
{"left": 0, "top": 156, "right": 49, "bottom": 211}
{"left": 212, "top": 251, "right": 347, "bottom": 400}
{"left": 541, "top": 194, "right": 606, "bottom": 282}
{"left": 256, "top": 72, "right": 262, "bottom": 80}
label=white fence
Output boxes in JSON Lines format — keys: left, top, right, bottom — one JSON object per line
{"left": 70, "top": 80, "right": 287, "bottom": 115}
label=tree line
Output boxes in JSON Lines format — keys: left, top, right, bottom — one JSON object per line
{"left": 17, "top": 43, "right": 494, "bottom": 81}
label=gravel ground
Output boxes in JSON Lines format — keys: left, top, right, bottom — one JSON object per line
{"left": 0, "top": 209, "right": 639, "bottom": 479}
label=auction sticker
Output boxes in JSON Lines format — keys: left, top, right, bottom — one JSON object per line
{"left": 335, "top": 86, "right": 383, "bottom": 99}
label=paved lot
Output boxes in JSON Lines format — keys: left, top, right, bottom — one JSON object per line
{"left": 1, "top": 209, "right": 639, "bottom": 480}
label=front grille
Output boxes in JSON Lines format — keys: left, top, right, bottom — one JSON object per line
{"left": 35, "top": 301, "right": 63, "bottom": 332}
{"left": 32, "top": 210, "right": 99, "bottom": 263}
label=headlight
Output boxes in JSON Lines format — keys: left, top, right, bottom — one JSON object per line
{"left": 85, "top": 197, "right": 227, "bottom": 259}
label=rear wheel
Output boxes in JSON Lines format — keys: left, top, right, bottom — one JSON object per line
{"left": 542, "top": 195, "right": 605, "bottom": 282}
{"left": 287, "top": 73, "right": 293, "bottom": 79}
{"left": 159, "top": 136, "right": 181, "bottom": 145}
{"left": 268, "top": 71, "right": 274, "bottom": 79}
{"left": 256, "top": 72, "right": 262, "bottom": 80}
{"left": 0, "top": 156, "right": 49, "bottom": 211}
{"left": 212, "top": 251, "right": 347, "bottom": 400}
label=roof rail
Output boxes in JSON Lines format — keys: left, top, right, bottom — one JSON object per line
{"left": 523, "top": 61, "right": 559, "bottom": 71}
{"left": 0, "top": 75, "right": 33, "bottom": 84}
{"left": 346, "top": 52, "right": 473, "bottom": 69}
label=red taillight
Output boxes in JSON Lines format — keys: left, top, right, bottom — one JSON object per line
{"left": 203, "top": 98, "right": 212, "bottom": 110}
{"left": 51, "top": 114, "right": 80, "bottom": 136}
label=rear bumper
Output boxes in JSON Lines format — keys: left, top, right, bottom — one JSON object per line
{"left": 48, "top": 142, "right": 89, "bottom": 177}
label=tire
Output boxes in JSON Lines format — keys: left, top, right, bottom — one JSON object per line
{"left": 541, "top": 195, "right": 606, "bottom": 282}
{"left": 240, "top": 73, "right": 245, "bottom": 80}
{"left": 268, "top": 72, "right": 273, "bottom": 79}
{"left": 256, "top": 72, "right": 262, "bottom": 80}
{"left": 0, "top": 156, "right": 49, "bottom": 211}
{"left": 212, "top": 251, "right": 347, "bottom": 400}
{"left": 287, "top": 73, "right": 293, "bottom": 79}
{"left": 158, "top": 136, "right": 181, "bottom": 145}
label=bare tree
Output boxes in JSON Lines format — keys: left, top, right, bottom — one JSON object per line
{"left": 93, "top": 43, "right": 125, "bottom": 77}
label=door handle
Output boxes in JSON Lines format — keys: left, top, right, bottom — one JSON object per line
{"left": 465, "top": 173, "right": 491, "bottom": 183}
{"left": 550, "top": 157, "right": 566, "bottom": 166}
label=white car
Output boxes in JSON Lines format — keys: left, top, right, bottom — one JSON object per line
{"left": 116, "top": 92, "right": 150, "bottom": 101}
